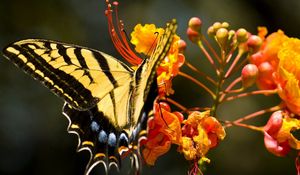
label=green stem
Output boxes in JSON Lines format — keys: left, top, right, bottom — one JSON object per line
{"left": 210, "top": 50, "right": 226, "bottom": 117}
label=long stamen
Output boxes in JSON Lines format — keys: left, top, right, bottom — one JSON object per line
{"left": 105, "top": 0, "right": 143, "bottom": 66}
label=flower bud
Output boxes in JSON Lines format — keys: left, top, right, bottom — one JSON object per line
{"left": 228, "top": 29, "right": 236, "bottom": 41}
{"left": 258, "top": 62, "right": 273, "bottom": 77}
{"left": 188, "top": 17, "right": 202, "bottom": 32}
{"left": 177, "top": 53, "right": 185, "bottom": 67}
{"left": 212, "top": 22, "right": 222, "bottom": 31}
{"left": 247, "top": 35, "right": 262, "bottom": 53}
{"left": 207, "top": 26, "right": 215, "bottom": 36}
{"left": 236, "top": 28, "right": 248, "bottom": 43}
{"left": 178, "top": 39, "right": 187, "bottom": 53}
{"left": 216, "top": 28, "right": 228, "bottom": 49}
{"left": 264, "top": 111, "right": 283, "bottom": 135}
{"left": 241, "top": 64, "right": 258, "bottom": 88}
{"left": 187, "top": 27, "right": 200, "bottom": 43}
{"left": 221, "top": 22, "right": 229, "bottom": 28}
{"left": 257, "top": 62, "right": 277, "bottom": 90}
{"left": 263, "top": 111, "right": 291, "bottom": 157}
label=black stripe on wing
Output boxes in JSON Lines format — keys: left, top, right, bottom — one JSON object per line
{"left": 3, "top": 43, "right": 99, "bottom": 110}
{"left": 73, "top": 48, "right": 94, "bottom": 84}
{"left": 93, "top": 51, "right": 120, "bottom": 88}
{"left": 57, "top": 43, "right": 73, "bottom": 65}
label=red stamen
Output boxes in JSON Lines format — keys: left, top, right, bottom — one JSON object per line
{"left": 105, "top": 0, "right": 142, "bottom": 66}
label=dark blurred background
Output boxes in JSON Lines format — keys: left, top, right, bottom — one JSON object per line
{"left": 1, "top": 0, "right": 300, "bottom": 175}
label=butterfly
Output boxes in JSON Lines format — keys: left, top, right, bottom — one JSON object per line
{"left": 2, "top": 19, "right": 177, "bottom": 174}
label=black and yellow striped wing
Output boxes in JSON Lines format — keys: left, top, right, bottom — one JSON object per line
{"left": 3, "top": 39, "right": 134, "bottom": 128}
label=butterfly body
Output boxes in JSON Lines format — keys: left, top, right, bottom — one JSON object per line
{"left": 2, "top": 19, "right": 177, "bottom": 174}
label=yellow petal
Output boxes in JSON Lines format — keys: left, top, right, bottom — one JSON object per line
{"left": 277, "top": 38, "right": 300, "bottom": 115}
{"left": 130, "top": 24, "right": 164, "bottom": 55}
{"left": 181, "top": 137, "right": 197, "bottom": 160}
{"left": 194, "top": 124, "right": 210, "bottom": 157}
{"left": 277, "top": 117, "right": 300, "bottom": 149}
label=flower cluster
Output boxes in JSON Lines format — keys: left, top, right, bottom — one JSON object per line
{"left": 249, "top": 28, "right": 300, "bottom": 115}
{"left": 248, "top": 27, "right": 300, "bottom": 173}
{"left": 141, "top": 102, "right": 225, "bottom": 174}
{"left": 247, "top": 27, "right": 300, "bottom": 152}
{"left": 249, "top": 28, "right": 288, "bottom": 90}
{"left": 128, "top": 19, "right": 225, "bottom": 169}
{"left": 105, "top": 1, "right": 300, "bottom": 174}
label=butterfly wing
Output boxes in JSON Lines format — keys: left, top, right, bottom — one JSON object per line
{"left": 131, "top": 19, "right": 177, "bottom": 126}
{"left": 3, "top": 39, "right": 134, "bottom": 112}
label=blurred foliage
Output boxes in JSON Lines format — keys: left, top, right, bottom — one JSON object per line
{"left": 0, "top": 0, "right": 300, "bottom": 175}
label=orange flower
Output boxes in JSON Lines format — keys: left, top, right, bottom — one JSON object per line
{"left": 257, "top": 26, "right": 268, "bottom": 40}
{"left": 142, "top": 102, "right": 182, "bottom": 165}
{"left": 179, "top": 111, "right": 226, "bottom": 161}
{"left": 264, "top": 110, "right": 300, "bottom": 157}
{"left": 130, "top": 24, "right": 164, "bottom": 56}
{"left": 157, "top": 36, "right": 185, "bottom": 96}
{"left": 276, "top": 38, "right": 300, "bottom": 115}
{"left": 130, "top": 23, "right": 185, "bottom": 97}
{"left": 249, "top": 28, "right": 289, "bottom": 90}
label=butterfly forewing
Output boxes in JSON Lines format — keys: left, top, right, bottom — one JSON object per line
{"left": 3, "top": 39, "right": 134, "bottom": 112}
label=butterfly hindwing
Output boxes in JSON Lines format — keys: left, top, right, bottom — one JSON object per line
{"left": 63, "top": 103, "right": 124, "bottom": 174}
